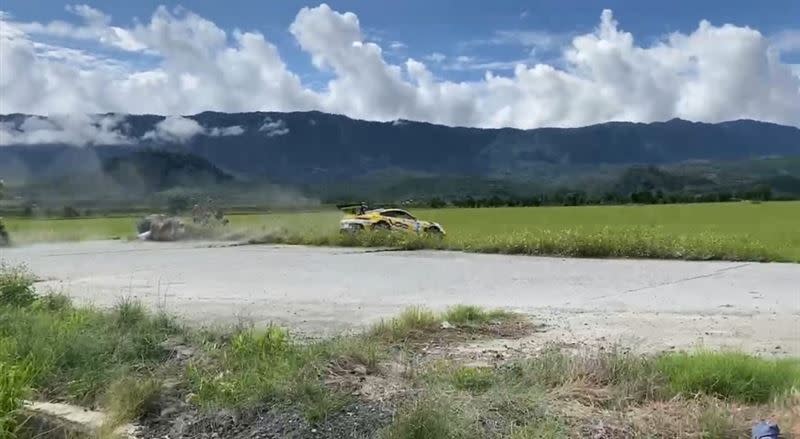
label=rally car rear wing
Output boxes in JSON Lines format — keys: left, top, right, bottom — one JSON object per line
{"left": 336, "top": 203, "right": 370, "bottom": 215}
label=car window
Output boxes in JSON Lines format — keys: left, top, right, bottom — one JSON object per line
{"left": 382, "top": 210, "right": 415, "bottom": 220}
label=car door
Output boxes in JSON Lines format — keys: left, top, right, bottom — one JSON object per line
{"left": 381, "top": 210, "right": 417, "bottom": 233}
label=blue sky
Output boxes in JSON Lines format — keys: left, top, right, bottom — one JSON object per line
{"left": 5, "top": 0, "right": 799, "bottom": 83}
{"left": 1, "top": 1, "right": 798, "bottom": 130}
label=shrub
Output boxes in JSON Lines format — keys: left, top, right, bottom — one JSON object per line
{"left": 0, "top": 264, "right": 36, "bottom": 307}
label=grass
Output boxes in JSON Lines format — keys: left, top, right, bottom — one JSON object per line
{"left": 0, "top": 267, "right": 177, "bottom": 436}
{"left": 407, "top": 348, "right": 800, "bottom": 438}
{"left": 0, "top": 263, "right": 37, "bottom": 308}
{"left": 103, "top": 376, "right": 162, "bottom": 426}
{"left": 2, "top": 263, "right": 798, "bottom": 437}
{"left": 697, "top": 404, "right": 738, "bottom": 439}
{"left": 0, "top": 268, "right": 181, "bottom": 410}
{"left": 656, "top": 351, "right": 800, "bottom": 403}
{"left": 3, "top": 216, "right": 134, "bottom": 243}
{"left": 443, "top": 305, "right": 513, "bottom": 327}
{"left": 369, "top": 305, "right": 516, "bottom": 343}
{"left": 380, "top": 396, "right": 481, "bottom": 439}
{"left": 240, "top": 201, "right": 800, "bottom": 262}
{"left": 449, "top": 366, "right": 496, "bottom": 393}
{"left": 369, "top": 307, "right": 440, "bottom": 342}
{"left": 409, "top": 363, "right": 570, "bottom": 438}
{"left": 498, "top": 348, "right": 800, "bottom": 406}
{"left": 0, "top": 301, "right": 179, "bottom": 404}
{"left": 5, "top": 201, "right": 800, "bottom": 262}
{"left": 0, "top": 266, "right": 523, "bottom": 436}
{"left": 0, "top": 362, "right": 31, "bottom": 438}
{"left": 187, "top": 324, "right": 378, "bottom": 422}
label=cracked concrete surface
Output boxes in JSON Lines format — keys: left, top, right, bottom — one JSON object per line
{"left": 1, "top": 240, "right": 798, "bottom": 354}
{"left": 22, "top": 401, "right": 137, "bottom": 438}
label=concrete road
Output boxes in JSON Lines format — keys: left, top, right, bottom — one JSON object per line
{"left": 2, "top": 241, "right": 799, "bottom": 354}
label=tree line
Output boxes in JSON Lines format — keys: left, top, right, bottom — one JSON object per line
{"left": 427, "top": 185, "right": 779, "bottom": 208}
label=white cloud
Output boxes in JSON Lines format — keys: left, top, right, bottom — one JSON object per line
{"left": 389, "top": 41, "right": 407, "bottom": 50}
{"left": 17, "top": 4, "right": 146, "bottom": 52}
{"left": 0, "top": 6, "right": 317, "bottom": 116}
{"left": 442, "top": 55, "right": 530, "bottom": 72}
{"left": 259, "top": 117, "right": 289, "bottom": 137}
{"left": 143, "top": 116, "right": 245, "bottom": 142}
{"left": 772, "top": 30, "right": 800, "bottom": 53}
{"left": 0, "top": 114, "right": 132, "bottom": 146}
{"left": 488, "top": 30, "right": 565, "bottom": 50}
{"left": 208, "top": 125, "right": 245, "bottom": 136}
{"left": 0, "top": 4, "right": 798, "bottom": 131}
{"left": 142, "top": 116, "right": 204, "bottom": 142}
{"left": 425, "top": 52, "right": 446, "bottom": 63}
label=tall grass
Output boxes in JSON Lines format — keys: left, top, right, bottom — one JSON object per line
{"left": 246, "top": 226, "right": 781, "bottom": 262}
{"left": 498, "top": 348, "right": 800, "bottom": 405}
{"left": 103, "top": 376, "right": 162, "bottom": 426}
{"left": 407, "top": 349, "right": 799, "bottom": 437}
{"left": 656, "top": 352, "right": 800, "bottom": 403}
{"left": 0, "top": 362, "right": 31, "bottom": 438}
{"left": 0, "top": 268, "right": 181, "bottom": 407}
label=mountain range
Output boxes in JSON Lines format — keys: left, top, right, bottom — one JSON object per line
{"left": 1, "top": 111, "right": 799, "bottom": 200}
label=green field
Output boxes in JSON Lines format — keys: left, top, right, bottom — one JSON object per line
{"left": 3, "top": 216, "right": 134, "bottom": 243}
{"left": 4, "top": 201, "right": 799, "bottom": 262}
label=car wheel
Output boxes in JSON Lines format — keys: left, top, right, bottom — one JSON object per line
{"left": 425, "top": 227, "right": 444, "bottom": 238}
{"left": 372, "top": 222, "right": 391, "bottom": 231}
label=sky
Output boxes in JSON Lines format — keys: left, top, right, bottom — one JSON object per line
{"left": 1, "top": 0, "right": 799, "bottom": 138}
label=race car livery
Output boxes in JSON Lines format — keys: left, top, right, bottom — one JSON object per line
{"left": 339, "top": 206, "right": 445, "bottom": 236}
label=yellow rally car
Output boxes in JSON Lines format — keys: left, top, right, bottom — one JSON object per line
{"left": 338, "top": 204, "right": 445, "bottom": 236}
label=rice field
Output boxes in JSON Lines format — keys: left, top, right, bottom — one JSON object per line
{"left": 3, "top": 201, "right": 799, "bottom": 262}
